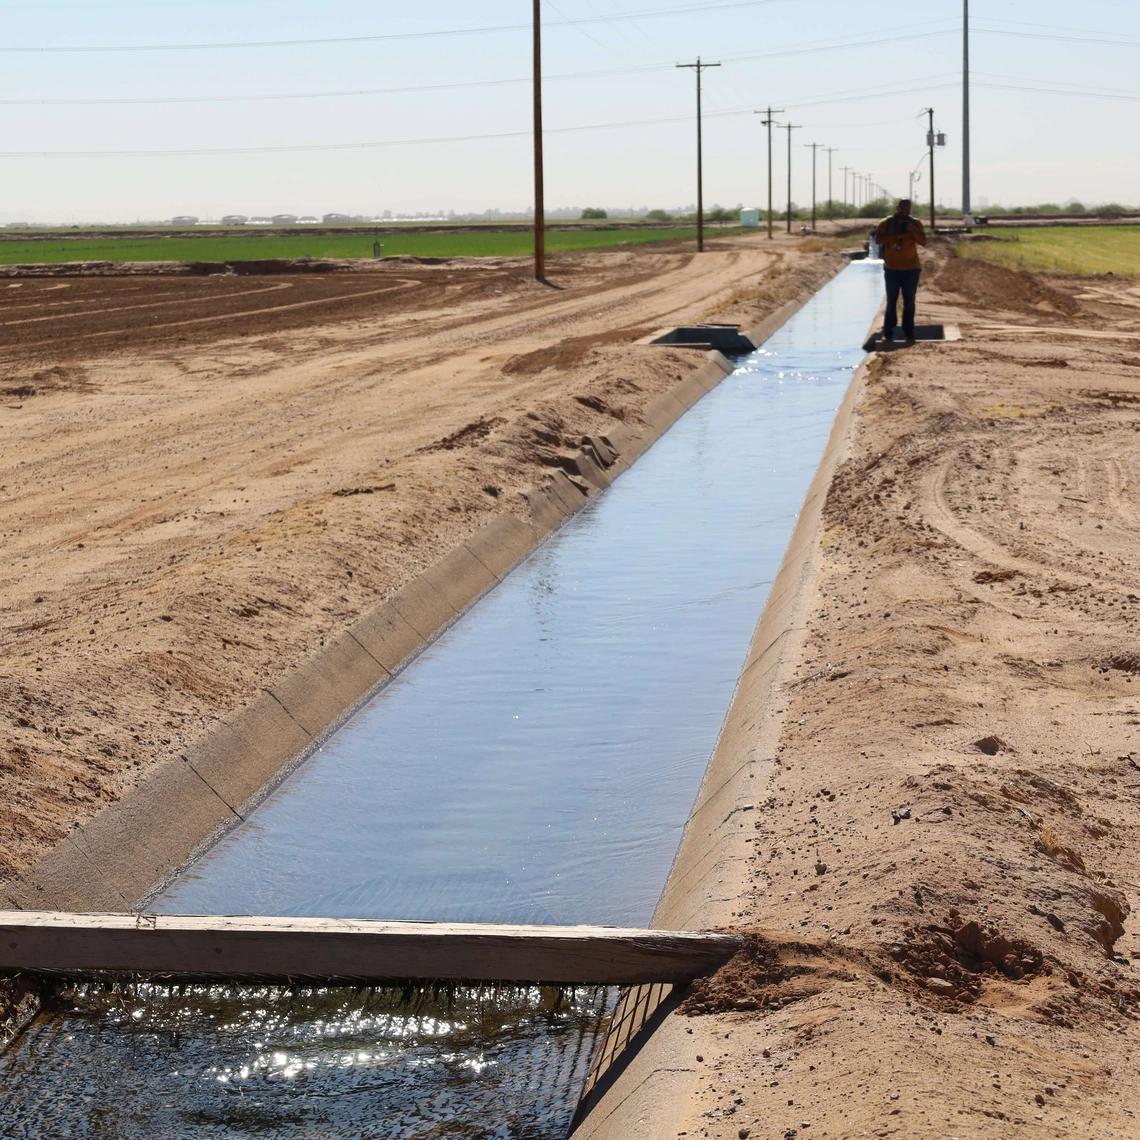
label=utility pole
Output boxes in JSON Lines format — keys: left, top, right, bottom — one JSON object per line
{"left": 677, "top": 57, "right": 721, "bottom": 252}
{"left": 755, "top": 106, "right": 784, "bottom": 239}
{"left": 841, "top": 166, "right": 853, "bottom": 212}
{"left": 783, "top": 122, "right": 801, "bottom": 233}
{"left": 923, "top": 107, "right": 937, "bottom": 234}
{"left": 824, "top": 147, "right": 838, "bottom": 222}
{"left": 804, "top": 142, "right": 821, "bottom": 231}
{"left": 962, "top": 0, "right": 971, "bottom": 222}
{"left": 533, "top": 0, "right": 545, "bottom": 281}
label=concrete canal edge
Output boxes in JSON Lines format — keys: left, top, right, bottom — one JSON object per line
{"left": 1, "top": 273, "right": 842, "bottom": 929}
{"left": 571, "top": 332, "right": 878, "bottom": 1138}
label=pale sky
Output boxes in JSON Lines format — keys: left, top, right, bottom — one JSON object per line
{"left": 0, "top": 0, "right": 1136, "bottom": 223}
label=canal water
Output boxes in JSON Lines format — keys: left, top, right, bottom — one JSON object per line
{"left": 1, "top": 262, "right": 883, "bottom": 1137}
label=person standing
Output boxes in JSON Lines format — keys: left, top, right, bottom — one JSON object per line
{"left": 874, "top": 199, "right": 927, "bottom": 346}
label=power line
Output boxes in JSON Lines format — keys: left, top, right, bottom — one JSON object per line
{"left": 28, "top": 67, "right": 1140, "bottom": 164}
{"left": 976, "top": 79, "right": 1140, "bottom": 103}
{"left": 976, "top": 27, "right": 1140, "bottom": 49}
{"left": 2, "top": 17, "right": 1129, "bottom": 59}
{"left": 0, "top": 0, "right": 787, "bottom": 52}
{"left": 0, "top": 84, "right": 976, "bottom": 159}
{"left": 975, "top": 17, "right": 1140, "bottom": 43}
{"left": 0, "top": 28, "right": 961, "bottom": 106}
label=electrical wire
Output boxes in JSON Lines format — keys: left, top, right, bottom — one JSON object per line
{"left": 0, "top": 24, "right": 959, "bottom": 105}
{"left": 0, "top": 86, "right": 966, "bottom": 158}
{"left": 974, "top": 17, "right": 1140, "bottom": 43}
{"left": 978, "top": 71, "right": 1140, "bottom": 98}
{"left": 977, "top": 27, "right": 1140, "bottom": 50}
{"left": 977, "top": 80, "right": 1140, "bottom": 103}
{"left": 0, "top": 0, "right": 789, "bottom": 52}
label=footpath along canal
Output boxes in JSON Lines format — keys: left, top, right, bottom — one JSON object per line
{"left": 0, "top": 261, "right": 885, "bottom": 1138}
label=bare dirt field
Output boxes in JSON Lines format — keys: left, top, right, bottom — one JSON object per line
{"left": 677, "top": 250, "right": 1140, "bottom": 1137}
{"left": 0, "top": 233, "right": 839, "bottom": 885}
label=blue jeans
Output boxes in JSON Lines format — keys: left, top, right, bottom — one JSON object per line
{"left": 883, "top": 267, "right": 921, "bottom": 339}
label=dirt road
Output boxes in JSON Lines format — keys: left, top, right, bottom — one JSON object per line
{"left": 673, "top": 251, "right": 1140, "bottom": 1137}
{"left": 0, "top": 233, "right": 839, "bottom": 883}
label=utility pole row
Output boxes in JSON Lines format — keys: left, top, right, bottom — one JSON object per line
{"left": 783, "top": 122, "right": 801, "bottom": 234}
{"left": 804, "top": 141, "right": 822, "bottom": 231}
{"left": 755, "top": 107, "right": 783, "bottom": 240}
{"left": 532, "top": 0, "right": 545, "bottom": 281}
{"left": 677, "top": 57, "right": 721, "bottom": 253}
{"left": 824, "top": 147, "right": 838, "bottom": 222}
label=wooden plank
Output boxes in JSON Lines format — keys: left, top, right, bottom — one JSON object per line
{"left": 0, "top": 912, "right": 741, "bottom": 986}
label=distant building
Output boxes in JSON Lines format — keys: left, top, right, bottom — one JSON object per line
{"left": 171, "top": 215, "right": 198, "bottom": 226}
{"left": 322, "top": 212, "right": 353, "bottom": 225}
{"left": 298, "top": 215, "right": 319, "bottom": 224}
{"left": 221, "top": 214, "right": 248, "bottom": 225}
{"left": 5, "top": 221, "right": 29, "bottom": 229}
{"left": 250, "top": 216, "right": 273, "bottom": 225}
{"left": 272, "top": 214, "right": 298, "bottom": 225}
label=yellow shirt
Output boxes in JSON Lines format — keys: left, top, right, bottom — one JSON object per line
{"left": 874, "top": 214, "right": 927, "bottom": 270}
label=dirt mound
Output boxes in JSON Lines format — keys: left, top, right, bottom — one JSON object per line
{"left": 678, "top": 934, "right": 831, "bottom": 1014}
{"left": 503, "top": 326, "right": 654, "bottom": 376}
{"left": 937, "top": 255, "right": 1081, "bottom": 316}
{"left": 886, "top": 917, "right": 1046, "bottom": 1002}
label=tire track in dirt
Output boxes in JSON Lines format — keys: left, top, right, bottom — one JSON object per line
{"left": 0, "top": 281, "right": 292, "bottom": 327}
{"left": 3, "top": 279, "right": 419, "bottom": 352}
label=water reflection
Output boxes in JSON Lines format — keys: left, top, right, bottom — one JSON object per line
{"left": 1, "top": 263, "right": 885, "bottom": 1136}
{"left": 0, "top": 983, "right": 611, "bottom": 1139}
{"left": 157, "top": 262, "right": 886, "bottom": 927}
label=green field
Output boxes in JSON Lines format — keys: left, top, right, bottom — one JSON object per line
{"left": 959, "top": 225, "right": 1140, "bottom": 276}
{"left": 0, "top": 226, "right": 733, "bottom": 265}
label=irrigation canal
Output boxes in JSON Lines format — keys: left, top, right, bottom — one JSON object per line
{"left": 1, "top": 261, "right": 884, "bottom": 1138}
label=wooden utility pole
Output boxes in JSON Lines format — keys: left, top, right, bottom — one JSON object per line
{"left": 924, "top": 107, "right": 937, "bottom": 234}
{"left": 841, "top": 166, "right": 852, "bottom": 212}
{"left": 533, "top": 0, "right": 545, "bottom": 281}
{"left": 783, "top": 122, "right": 801, "bottom": 233}
{"left": 754, "top": 107, "right": 783, "bottom": 239}
{"left": 824, "top": 147, "right": 838, "bottom": 221}
{"left": 962, "top": 0, "right": 971, "bottom": 220}
{"left": 677, "top": 58, "right": 721, "bottom": 252}
{"left": 804, "top": 142, "right": 822, "bottom": 231}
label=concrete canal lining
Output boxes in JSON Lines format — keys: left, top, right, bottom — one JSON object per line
{"left": 571, "top": 323, "right": 880, "bottom": 1139}
{"left": 1, "top": 262, "right": 887, "bottom": 1137}
{"left": 2, "top": 279, "right": 839, "bottom": 921}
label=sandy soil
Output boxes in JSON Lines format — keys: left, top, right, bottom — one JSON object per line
{"left": 0, "top": 233, "right": 840, "bottom": 884}
{"left": 676, "top": 250, "right": 1140, "bottom": 1137}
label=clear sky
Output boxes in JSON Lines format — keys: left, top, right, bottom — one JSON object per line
{"left": 0, "top": 0, "right": 1136, "bottom": 223}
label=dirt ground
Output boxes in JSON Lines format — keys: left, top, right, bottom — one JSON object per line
{"left": 0, "top": 233, "right": 840, "bottom": 885}
{"left": 678, "top": 250, "right": 1140, "bottom": 1136}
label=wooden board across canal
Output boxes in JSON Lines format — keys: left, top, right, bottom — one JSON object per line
{"left": 0, "top": 912, "right": 740, "bottom": 985}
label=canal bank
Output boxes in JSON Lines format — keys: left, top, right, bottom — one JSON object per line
{"left": 572, "top": 288, "right": 881, "bottom": 1140}
{"left": 0, "top": 261, "right": 889, "bottom": 1140}
{"left": 580, "top": 253, "right": 1140, "bottom": 1140}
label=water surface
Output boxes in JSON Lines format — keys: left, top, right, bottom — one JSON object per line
{"left": 1, "top": 262, "right": 883, "bottom": 1138}
{"left": 158, "top": 262, "right": 883, "bottom": 926}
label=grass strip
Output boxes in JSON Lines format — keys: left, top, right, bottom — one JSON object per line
{"left": 958, "top": 225, "right": 1140, "bottom": 276}
{"left": 0, "top": 226, "right": 742, "bottom": 265}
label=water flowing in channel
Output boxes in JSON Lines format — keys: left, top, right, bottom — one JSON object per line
{"left": 157, "top": 261, "right": 883, "bottom": 926}
{"left": 1, "top": 261, "right": 884, "bottom": 1137}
